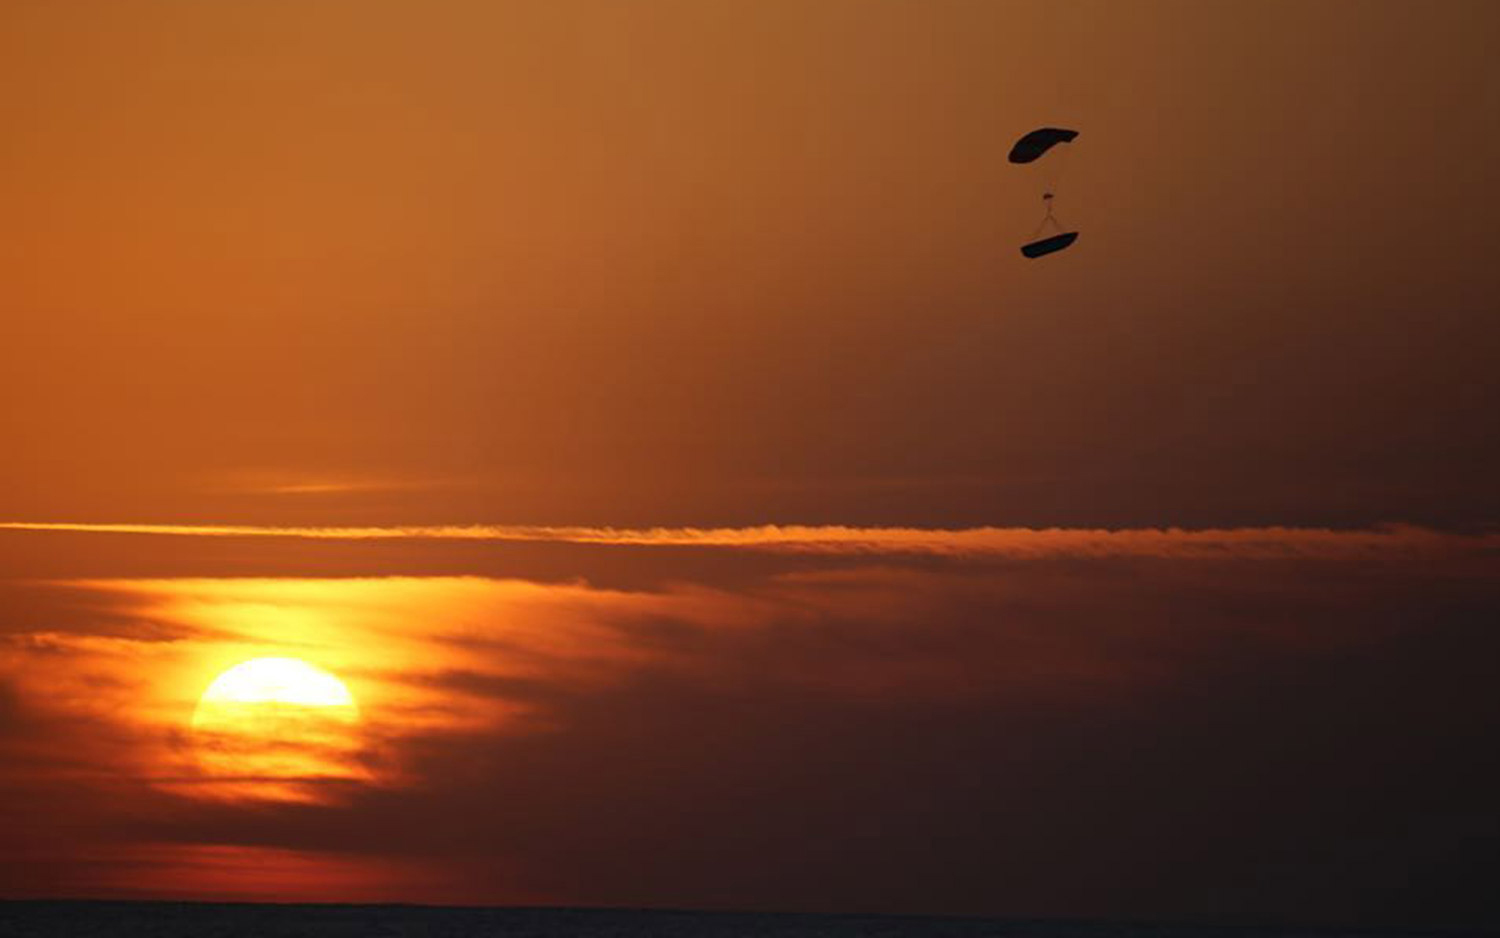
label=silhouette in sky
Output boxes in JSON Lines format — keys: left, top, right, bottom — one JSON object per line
{"left": 1013, "top": 127, "right": 1079, "bottom": 259}
{"left": 1007, "top": 127, "right": 1078, "bottom": 164}
{"left": 1020, "top": 229, "right": 1078, "bottom": 258}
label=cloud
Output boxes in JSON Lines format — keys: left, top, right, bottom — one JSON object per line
{"left": 1, "top": 526, "right": 1498, "bottom": 924}
{"left": 111, "top": 556, "right": 1500, "bottom": 922}
{"left": 2, "top": 520, "right": 1495, "bottom": 560}
{"left": 204, "top": 470, "right": 459, "bottom": 498}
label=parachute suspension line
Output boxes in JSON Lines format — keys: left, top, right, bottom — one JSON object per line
{"left": 1041, "top": 136, "right": 1071, "bottom": 213}
{"left": 1030, "top": 194, "right": 1065, "bottom": 241}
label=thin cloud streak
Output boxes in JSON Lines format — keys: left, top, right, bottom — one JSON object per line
{"left": 2, "top": 521, "right": 1495, "bottom": 559}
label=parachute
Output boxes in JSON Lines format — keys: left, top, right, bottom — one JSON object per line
{"left": 1007, "top": 127, "right": 1078, "bottom": 164}
{"left": 1012, "top": 126, "right": 1079, "bottom": 259}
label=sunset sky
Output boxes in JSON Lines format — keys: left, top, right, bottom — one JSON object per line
{"left": 2, "top": 0, "right": 1498, "bottom": 929}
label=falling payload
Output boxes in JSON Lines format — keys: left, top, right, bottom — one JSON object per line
{"left": 1020, "top": 231, "right": 1078, "bottom": 258}
{"left": 1011, "top": 126, "right": 1079, "bottom": 259}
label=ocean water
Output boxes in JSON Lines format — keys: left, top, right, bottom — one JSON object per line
{"left": 0, "top": 903, "right": 1464, "bottom": 938}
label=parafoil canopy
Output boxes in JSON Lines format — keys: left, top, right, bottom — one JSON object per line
{"left": 1008, "top": 127, "right": 1079, "bottom": 164}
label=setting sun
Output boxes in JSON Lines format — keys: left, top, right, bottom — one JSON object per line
{"left": 197, "top": 657, "right": 357, "bottom": 710}
{"left": 191, "top": 657, "right": 365, "bottom": 801}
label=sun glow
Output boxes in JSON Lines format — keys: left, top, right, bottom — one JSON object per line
{"left": 191, "top": 657, "right": 365, "bottom": 801}
{"left": 197, "top": 657, "right": 357, "bottom": 710}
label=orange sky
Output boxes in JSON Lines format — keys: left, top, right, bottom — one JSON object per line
{"left": 2, "top": 0, "right": 1499, "bottom": 928}
{"left": 3, "top": 0, "right": 1497, "bottom": 528}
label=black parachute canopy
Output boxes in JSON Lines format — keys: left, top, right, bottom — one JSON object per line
{"left": 1008, "top": 127, "right": 1078, "bottom": 163}
{"left": 1020, "top": 231, "right": 1078, "bottom": 259}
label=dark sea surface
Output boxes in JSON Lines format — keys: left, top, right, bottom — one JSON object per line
{"left": 0, "top": 903, "right": 1476, "bottom": 938}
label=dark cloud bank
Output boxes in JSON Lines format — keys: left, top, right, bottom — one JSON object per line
{"left": 3, "top": 528, "right": 1491, "bottom": 928}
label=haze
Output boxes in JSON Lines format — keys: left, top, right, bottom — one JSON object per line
{"left": 2, "top": 1, "right": 1498, "bottom": 930}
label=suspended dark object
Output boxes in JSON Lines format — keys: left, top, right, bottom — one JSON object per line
{"left": 1010, "top": 126, "right": 1080, "bottom": 258}
{"left": 1020, "top": 231, "right": 1079, "bottom": 258}
{"left": 1008, "top": 127, "right": 1078, "bottom": 164}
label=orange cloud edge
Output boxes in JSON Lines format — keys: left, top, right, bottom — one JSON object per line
{"left": 1, "top": 520, "right": 1494, "bottom": 559}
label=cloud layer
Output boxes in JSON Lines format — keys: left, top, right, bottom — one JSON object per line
{"left": 1, "top": 523, "right": 1497, "bottom": 926}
